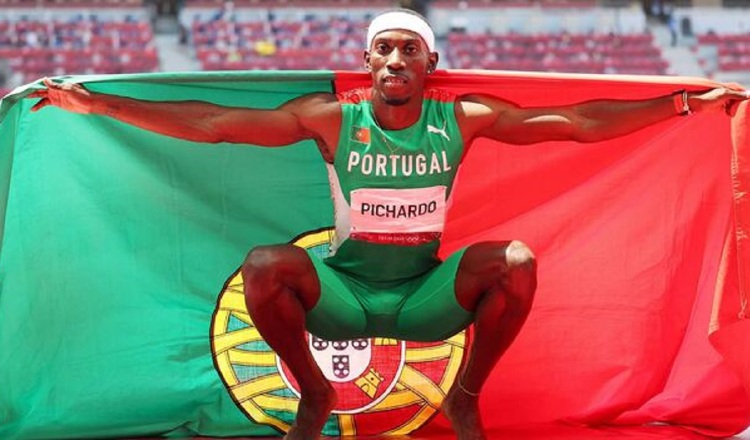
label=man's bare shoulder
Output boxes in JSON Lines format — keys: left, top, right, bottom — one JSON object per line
{"left": 280, "top": 92, "right": 342, "bottom": 156}
{"left": 457, "top": 93, "right": 517, "bottom": 117}
{"left": 454, "top": 93, "right": 519, "bottom": 140}
{"left": 282, "top": 92, "right": 341, "bottom": 116}
{"left": 283, "top": 92, "right": 341, "bottom": 131}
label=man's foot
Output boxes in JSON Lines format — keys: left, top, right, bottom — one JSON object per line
{"left": 442, "top": 383, "right": 487, "bottom": 440}
{"left": 284, "top": 386, "right": 337, "bottom": 440}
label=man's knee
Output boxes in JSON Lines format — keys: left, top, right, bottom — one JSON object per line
{"left": 242, "top": 245, "right": 305, "bottom": 284}
{"left": 505, "top": 240, "right": 536, "bottom": 273}
{"left": 503, "top": 240, "right": 537, "bottom": 311}
{"left": 244, "top": 245, "right": 280, "bottom": 275}
{"left": 456, "top": 241, "right": 536, "bottom": 313}
{"left": 242, "top": 244, "right": 319, "bottom": 310}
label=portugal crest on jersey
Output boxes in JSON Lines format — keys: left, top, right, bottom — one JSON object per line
{"left": 210, "top": 228, "right": 468, "bottom": 436}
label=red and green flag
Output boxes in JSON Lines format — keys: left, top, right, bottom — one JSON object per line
{"left": 0, "top": 70, "right": 748, "bottom": 439}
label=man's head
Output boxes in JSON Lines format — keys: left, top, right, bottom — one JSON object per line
{"left": 365, "top": 10, "right": 439, "bottom": 106}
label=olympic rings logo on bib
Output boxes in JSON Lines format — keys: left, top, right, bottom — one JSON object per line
{"left": 210, "top": 228, "right": 468, "bottom": 436}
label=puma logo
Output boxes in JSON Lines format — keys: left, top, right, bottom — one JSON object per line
{"left": 427, "top": 122, "right": 450, "bottom": 141}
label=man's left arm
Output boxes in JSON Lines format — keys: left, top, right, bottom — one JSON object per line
{"left": 460, "top": 88, "right": 749, "bottom": 145}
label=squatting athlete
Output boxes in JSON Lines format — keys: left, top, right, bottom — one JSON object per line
{"left": 306, "top": 86, "right": 472, "bottom": 341}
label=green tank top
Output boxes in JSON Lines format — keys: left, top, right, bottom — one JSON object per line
{"left": 324, "top": 87, "right": 465, "bottom": 282}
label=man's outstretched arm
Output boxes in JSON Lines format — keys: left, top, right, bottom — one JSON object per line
{"left": 28, "top": 78, "right": 340, "bottom": 147}
{"left": 459, "top": 87, "right": 750, "bottom": 145}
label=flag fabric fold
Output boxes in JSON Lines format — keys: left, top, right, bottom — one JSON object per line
{"left": 0, "top": 70, "right": 748, "bottom": 439}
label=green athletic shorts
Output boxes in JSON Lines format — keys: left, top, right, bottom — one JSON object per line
{"left": 305, "top": 247, "right": 473, "bottom": 342}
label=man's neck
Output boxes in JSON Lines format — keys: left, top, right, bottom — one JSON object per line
{"left": 371, "top": 91, "right": 423, "bottom": 130}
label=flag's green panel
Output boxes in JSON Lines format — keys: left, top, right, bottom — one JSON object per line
{"left": 0, "top": 71, "right": 336, "bottom": 439}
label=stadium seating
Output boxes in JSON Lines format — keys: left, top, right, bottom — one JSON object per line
{"left": 190, "top": 17, "right": 368, "bottom": 70}
{"left": 695, "top": 33, "right": 750, "bottom": 75}
{"left": 184, "top": 0, "right": 668, "bottom": 74}
{"left": 428, "top": 0, "right": 647, "bottom": 36}
{"left": 184, "top": 1, "right": 375, "bottom": 71}
{"left": 0, "top": 3, "right": 158, "bottom": 84}
{"left": 6, "top": 0, "right": 748, "bottom": 85}
{"left": 669, "top": 6, "right": 750, "bottom": 81}
{"left": 446, "top": 31, "right": 669, "bottom": 74}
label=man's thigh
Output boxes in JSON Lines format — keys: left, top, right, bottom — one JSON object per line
{"left": 396, "top": 247, "right": 474, "bottom": 342}
{"left": 304, "top": 249, "right": 368, "bottom": 341}
{"left": 305, "top": 248, "right": 474, "bottom": 342}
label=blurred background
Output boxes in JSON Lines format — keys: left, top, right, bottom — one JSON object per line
{"left": 0, "top": 0, "right": 749, "bottom": 97}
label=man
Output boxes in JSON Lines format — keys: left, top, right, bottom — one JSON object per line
{"left": 29, "top": 9, "right": 748, "bottom": 440}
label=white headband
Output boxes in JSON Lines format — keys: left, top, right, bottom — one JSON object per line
{"left": 366, "top": 11, "right": 435, "bottom": 52}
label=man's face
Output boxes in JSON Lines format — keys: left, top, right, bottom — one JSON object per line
{"left": 365, "top": 29, "right": 438, "bottom": 106}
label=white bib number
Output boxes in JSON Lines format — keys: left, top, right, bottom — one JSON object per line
{"left": 350, "top": 186, "right": 447, "bottom": 234}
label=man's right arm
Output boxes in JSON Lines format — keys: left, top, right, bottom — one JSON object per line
{"left": 29, "top": 78, "right": 340, "bottom": 147}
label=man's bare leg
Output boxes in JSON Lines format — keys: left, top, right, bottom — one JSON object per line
{"left": 442, "top": 241, "right": 537, "bottom": 440}
{"left": 242, "top": 245, "right": 335, "bottom": 440}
